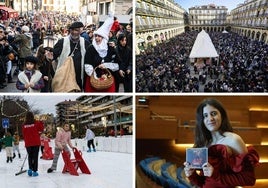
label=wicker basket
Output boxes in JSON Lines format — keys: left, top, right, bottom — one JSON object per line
{"left": 90, "top": 67, "right": 114, "bottom": 90}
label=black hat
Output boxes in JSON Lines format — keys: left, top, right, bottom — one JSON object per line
{"left": 25, "top": 56, "right": 38, "bottom": 64}
{"left": 69, "top": 21, "right": 84, "bottom": 29}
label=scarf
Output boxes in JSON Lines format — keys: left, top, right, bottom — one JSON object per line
{"left": 92, "top": 38, "right": 108, "bottom": 58}
{"left": 57, "top": 36, "right": 86, "bottom": 86}
{"left": 18, "top": 70, "right": 42, "bottom": 93}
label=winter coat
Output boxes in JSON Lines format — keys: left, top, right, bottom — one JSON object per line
{"left": 14, "top": 33, "right": 32, "bottom": 58}
{"left": 22, "top": 120, "right": 44, "bottom": 147}
{"left": 85, "top": 129, "right": 95, "bottom": 140}
{"left": 1, "top": 135, "right": 14, "bottom": 147}
{"left": 55, "top": 127, "right": 73, "bottom": 149}
{"left": 16, "top": 70, "right": 44, "bottom": 92}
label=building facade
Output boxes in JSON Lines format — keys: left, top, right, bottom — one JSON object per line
{"left": 188, "top": 4, "right": 228, "bottom": 32}
{"left": 55, "top": 96, "right": 132, "bottom": 137}
{"left": 81, "top": 0, "right": 132, "bottom": 27}
{"left": 229, "top": 0, "right": 268, "bottom": 43}
{"left": 136, "top": 0, "right": 186, "bottom": 54}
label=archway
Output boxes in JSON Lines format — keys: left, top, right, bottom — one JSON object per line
{"left": 261, "top": 32, "right": 267, "bottom": 43}
{"left": 154, "top": 34, "right": 159, "bottom": 44}
{"left": 251, "top": 31, "right": 255, "bottom": 40}
{"left": 256, "top": 32, "right": 261, "bottom": 41}
{"left": 247, "top": 30, "right": 251, "bottom": 38}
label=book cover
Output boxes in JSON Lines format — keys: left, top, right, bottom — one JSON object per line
{"left": 186, "top": 148, "right": 208, "bottom": 169}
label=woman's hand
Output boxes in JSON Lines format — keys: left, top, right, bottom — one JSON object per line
{"left": 98, "top": 64, "right": 106, "bottom": 69}
{"left": 202, "top": 162, "right": 214, "bottom": 177}
{"left": 184, "top": 162, "right": 195, "bottom": 177}
{"left": 43, "top": 76, "right": 49, "bottom": 81}
{"left": 119, "top": 70, "right": 125, "bottom": 77}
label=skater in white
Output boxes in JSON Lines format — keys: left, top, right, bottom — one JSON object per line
{"left": 84, "top": 125, "right": 96, "bottom": 152}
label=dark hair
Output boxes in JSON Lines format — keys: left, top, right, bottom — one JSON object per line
{"left": 194, "top": 98, "right": 233, "bottom": 147}
{"left": 117, "top": 33, "right": 126, "bottom": 42}
{"left": 24, "top": 111, "right": 35, "bottom": 125}
{"left": 36, "top": 44, "right": 46, "bottom": 65}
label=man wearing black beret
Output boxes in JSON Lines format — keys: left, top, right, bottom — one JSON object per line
{"left": 69, "top": 21, "right": 84, "bottom": 29}
{"left": 52, "top": 21, "right": 90, "bottom": 91}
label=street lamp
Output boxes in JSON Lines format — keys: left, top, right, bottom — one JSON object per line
{"left": 76, "top": 102, "right": 80, "bottom": 138}
{"left": 43, "top": 30, "right": 58, "bottom": 49}
{"left": 113, "top": 96, "right": 117, "bottom": 138}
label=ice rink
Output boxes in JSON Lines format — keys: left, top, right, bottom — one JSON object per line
{"left": 0, "top": 137, "right": 133, "bottom": 188}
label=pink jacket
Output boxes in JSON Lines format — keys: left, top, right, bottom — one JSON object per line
{"left": 55, "top": 128, "right": 73, "bottom": 149}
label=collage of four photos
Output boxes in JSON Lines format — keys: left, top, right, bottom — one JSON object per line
{"left": 0, "top": 0, "right": 267, "bottom": 187}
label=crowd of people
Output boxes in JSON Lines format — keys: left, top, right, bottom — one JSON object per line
{"left": 0, "top": 11, "right": 132, "bottom": 92}
{"left": 136, "top": 30, "right": 268, "bottom": 92}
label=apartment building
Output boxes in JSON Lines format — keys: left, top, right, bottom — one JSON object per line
{"left": 229, "top": 0, "right": 268, "bottom": 43}
{"left": 55, "top": 95, "right": 132, "bottom": 137}
{"left": 136, "top": 0, "right": 186, "bottom": 54}
{"left": 188, "top": 4, "right": 228, "bottom": 32}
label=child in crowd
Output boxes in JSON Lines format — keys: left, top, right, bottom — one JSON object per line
{"left": 13, "top": 131, "right": 21, "bottom": 159}
{"left": 16, "top": 55, "right": 44, "bottom": 92}
{"left": 47, "top": 123, "right": 74, "bottom": 173}
{"left": 40, "top": 132, "right": 50, "bottom": 158}
{"left": 0, "top": 131, "right": 15, "bottom": 163}
{"left": 40, "top": 133, "right": 45, "bottom": 158}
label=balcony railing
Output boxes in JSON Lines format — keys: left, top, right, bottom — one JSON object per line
{"left": 136, "top": 23, "right": 183, "bottom": 32}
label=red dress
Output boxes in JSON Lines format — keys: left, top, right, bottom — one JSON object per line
{"left": 189, "top": 144, "right": 259, "bottom": 188}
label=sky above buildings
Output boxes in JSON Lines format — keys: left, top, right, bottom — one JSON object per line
{"left": 23, "top": 95, "right": 79, "bottom": 115}
{"left": 175, "top": 0, "right": 243, "bottom": 12}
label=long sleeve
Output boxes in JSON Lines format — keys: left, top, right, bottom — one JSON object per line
{"left": 52, "top": 38, "right": 64, "bottom": 61}
{"left": 32, "top": 77, "right": 45, "bottom": 90}
{"left": 210, "top": 168, "right": 256, "bottom": 186}
{"left": 188, "top": 170, "right": 206, "bottom": 187}
{"left": 189, "top": 145, "right": 260, "bottom": 188}
{"left": 16, "top": 79, "right": 27, "bottom": 91}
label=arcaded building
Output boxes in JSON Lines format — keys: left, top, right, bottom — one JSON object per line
{"left": 229, "top": 0, "right": 268, "bottom": 43}
{"left": 135, "top": 0, "right": 186, "bottom": 54}
{"left": 188, "top": 4, "right": 228, "bottom": 32}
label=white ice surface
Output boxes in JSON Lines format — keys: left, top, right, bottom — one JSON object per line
{"left": 0, "top": 140, "right": 133, "bottom": 188}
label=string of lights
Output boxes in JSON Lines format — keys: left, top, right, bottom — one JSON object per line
{"left": 1, "top": 99, "right": 28, "bottom": 118}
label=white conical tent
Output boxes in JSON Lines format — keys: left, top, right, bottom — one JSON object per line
{"left": 189, "top": 30, "right": 219, "bottom": 58}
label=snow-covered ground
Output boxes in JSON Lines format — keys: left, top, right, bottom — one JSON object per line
{"left": 0, "top": 137, "right": 133, "bottom": 188}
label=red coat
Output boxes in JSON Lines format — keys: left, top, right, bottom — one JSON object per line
{"left": 111, "top": 20, "right": 120, "bottom": 33}
{"left": 22, "top": 120, "right": 44, "bottom": 147}
{"left": 189, "top": 145, "right": 259, "bottom": 188}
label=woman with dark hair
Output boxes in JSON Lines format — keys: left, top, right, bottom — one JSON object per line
{"left": 36, "top": 45, "right": 55, "bottom": 92}
{"left": 22, "top": 111, "right": 44, "bottom": 177}
{"left": 184, "top": 98, "right": 259, "bottom": 188}
{"left": 115, "top": 34, "right": 132, "bottom": 92}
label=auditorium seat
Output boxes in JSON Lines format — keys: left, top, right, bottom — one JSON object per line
{"left": 139, "top": 156, "right": 161, "bottom": 177}
{"left": 149, "top": 159, "right": 166, "bottom": 184}
{"left": 162, "top": 164, "right": 191, "bottom": 188}
{"left": 176, "top": 167, "right": 192, "bottom": 187}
